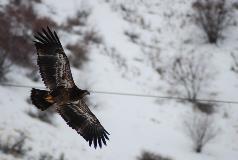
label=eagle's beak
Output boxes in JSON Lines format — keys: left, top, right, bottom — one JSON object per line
{"left": 83, "top": 90, "right": 90, "bottom": 96}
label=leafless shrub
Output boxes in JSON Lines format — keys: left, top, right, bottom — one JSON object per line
{"left": 38, "top": 153, "right": 54, "bottom": 160}
{"left": 83, "top": 29, "right": 103, "bottom": 44}
{"left": 137, "top": 151, "right": 172, "bottom": 160}
{"left": 119, "top": 3, "right": 150, "bottom": 29}
{"left": 60, "top": 9, "right": 98, "bottom": 69}
{"left": 58, "top": 153, "right": 66, "bottom": 160}
{"left": 33, "top": 0, "right": 42, "bottom": 3}
{"left": 3, "top": 1, "right": 36, "bottom": 66}
{"left": 67, "top": 43, "right": 89, "bottom": 68}
{"left": 184, "top": 112, "right": 218, "bottom": 153}
{"left": 233, "top": 1, "right": 238, "bottom": 9}
{"left": 192, "top": 0, "right": 230, "bottom": 43}
{"left": 223, "top": 109, "right": 229, "bottom": 118}
{"left": 140, "top": 38, "right": 162, "bottom": 72}
{"left": 27, "top": 107, "right": 56, "bottom": 125}
{"left": 102, "top": 47, "right": 128, "bottom": 70}
{"left": 193, "top": 102, "right": 215, "bottom": 115}
{"left": 124, "top": 30, "right": 140, "bottom": 43}
{"left": 165, "top": 53, "right": 214, "bottom": 101}
{"left": 67, "top": 29, "right": 102, "bottom": 69}
{"left": 231, "top": 52, "right": 238, "bottom": 74}
{"left": 74, "top": 9, "right": 90, "bottom": 25}
{"left": 0, "top": 51, "right": 11, "bottom": 82}
{"left": 0, "top": 130, "right": 31, "bottom": 157}
{"left": 31, "top": 152, "right": 66, "bottom": 160}
{"left": 120, "top": 3, "right": 135, "bottom": 13}
{"left": 165, "top": 53, "right": 216, "bottom": 113}
{"left": 62, "top": 9, "right": 91, "bottom": 30}
{"left": 0, "top": 0, "right": 57, "bottom": 67}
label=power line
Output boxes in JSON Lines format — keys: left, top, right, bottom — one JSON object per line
{"left": 1, "top": 83, "right": 238, "bottom": 104}
{"left": 91, "top": 90, "right": 238, "bottom": 104}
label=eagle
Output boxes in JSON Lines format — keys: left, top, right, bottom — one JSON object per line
{"left": 30, "top": 27, "right": 109, "bottom": 149}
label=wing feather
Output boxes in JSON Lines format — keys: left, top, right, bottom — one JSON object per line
{"left": 34, "top": 27, "right": 75, "bottom": 89}
{"left": 57, "top": 99, "right": 109, "bottom": 149}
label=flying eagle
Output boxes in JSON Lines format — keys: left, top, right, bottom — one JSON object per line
{"left": 30, "top": 27, "right": 109, "bottom": 149}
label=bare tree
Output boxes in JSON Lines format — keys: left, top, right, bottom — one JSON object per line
{"left": 165, "top": 53, "right": 214, "bottom": 102}
{"left": 183, "top": 112, "right": 218, "bottom": 153}
{"left": 231, "top": 52, "right": 238, "bottom": 74}
{"left": 192, "top": 0, "right": 230, "bottom": 43}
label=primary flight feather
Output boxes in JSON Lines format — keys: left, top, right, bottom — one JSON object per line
{"left": 30, "top": 27, "right": 109, "bottom": 149}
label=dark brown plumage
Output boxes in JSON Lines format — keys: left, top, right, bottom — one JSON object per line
{"left": 30, "top": 27, "right": 109, "bottom": 149}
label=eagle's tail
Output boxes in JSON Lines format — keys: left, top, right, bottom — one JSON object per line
{"left": 31, "top": 88, "right": 55, "bottom": 111}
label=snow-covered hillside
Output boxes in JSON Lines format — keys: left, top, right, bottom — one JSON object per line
{"left": 0, "top": 0, "right": 238, "bottom": 160}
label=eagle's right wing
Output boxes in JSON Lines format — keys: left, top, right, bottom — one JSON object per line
{"left": 34, "top": 27, "right": 75, "bottom": 90}
{"left": 57, "top": 99, "right": 109, "bottom": 149}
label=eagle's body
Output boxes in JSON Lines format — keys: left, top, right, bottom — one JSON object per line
{"left": 46, "top": 86, "right": 88, "bottom": 104}
{"left": 30, "top": 27, "right": 109, "bottom": 149}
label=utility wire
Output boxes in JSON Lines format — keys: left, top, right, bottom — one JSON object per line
{"left": 1, "top": 83, "right": 238, "bottom": 104}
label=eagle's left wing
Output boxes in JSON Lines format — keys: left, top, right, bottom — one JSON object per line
{"left": 34, "top": 27, "right": 75, "bottom": 89}
{"left": 57, "top": 99, "right": 109, "bottom": 149}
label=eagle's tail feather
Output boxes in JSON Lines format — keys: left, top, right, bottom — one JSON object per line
{"left": 31, "top": 88, "right": 54, "bottom": 111}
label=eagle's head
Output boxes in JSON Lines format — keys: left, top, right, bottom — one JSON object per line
{"left": 73, "top": 87, "right": 90, "bottom": 99}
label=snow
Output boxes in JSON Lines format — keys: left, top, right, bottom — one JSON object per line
{"left": 0, "top": 0, "right": 238, "bottom": 159}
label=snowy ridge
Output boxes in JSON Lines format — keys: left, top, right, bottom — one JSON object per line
{"left": 0, "top": 0, "right": 238, "bottom": 160}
